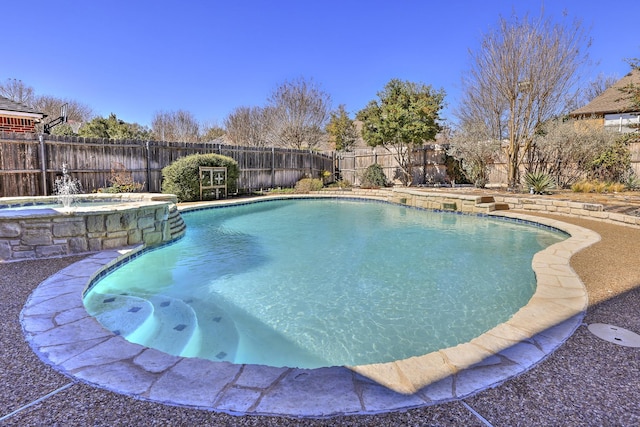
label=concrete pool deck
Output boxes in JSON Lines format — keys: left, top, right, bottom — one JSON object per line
{"left": 2, "top": 194, "right": 640, "bottom": 425}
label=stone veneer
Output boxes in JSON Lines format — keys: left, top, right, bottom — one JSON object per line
{"left": 0, "top": 193, "right": 185, "bottom": 262}
{"left": 491, "top": 194, "right": 640, "bottom": 228}
{"left": 316, "top": 188, "right": 640, "bottom": 229}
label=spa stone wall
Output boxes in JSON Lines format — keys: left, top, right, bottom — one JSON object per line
{"left": 0, "top": 202, "right": 185, "bottom": 262}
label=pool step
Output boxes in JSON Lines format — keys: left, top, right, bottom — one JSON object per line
{"left": 86, "top": 292, "right": 201, "bottom": 356}
{"left": 167, "top": 207, "right": 187, "bottom": 240}
{"left": 478, "top": 196, "right": 496, "bottom": 204}
{"left": 132, "top": 295, "right": 201, "bottom": 357}
{"left": 492, "top": 202, "right": 510, "bottom": 210}
{"left": 184, "top": 299, "right": 240, "bottom": 363}
{"left": 475, "top": 196, "right": 510, "bottom": 213}
{"left": 85, "top": 292, "right": 154, "bottom": 336}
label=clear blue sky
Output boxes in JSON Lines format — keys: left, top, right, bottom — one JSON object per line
{"left": 5, "top": 0, "right": 639, "bottom": 128}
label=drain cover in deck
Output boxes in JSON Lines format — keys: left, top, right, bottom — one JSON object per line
{"left": 587, "top": 323, "right": 640, "bottom": 347}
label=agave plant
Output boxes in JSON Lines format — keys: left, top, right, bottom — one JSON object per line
{"left": 524, "top": 172, "right": 555, "bottom": 194}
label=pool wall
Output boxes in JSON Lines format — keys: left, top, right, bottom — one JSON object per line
{"left": 0, "top": 193, "right": 185, "bottom": 262}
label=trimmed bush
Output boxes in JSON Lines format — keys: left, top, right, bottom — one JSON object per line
{"left": 161, "top": 153, "right": 239, "bottom": 202}
{"left": 360, "top": 163, "right": 387, "bottom": 188}
{"left": 294, "top": 178, "right": 324, "bottom": 193}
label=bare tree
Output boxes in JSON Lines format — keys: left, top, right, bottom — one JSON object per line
{"left": 584, "top": 73, "right": 618, "bottom": 101}
{"left": 267, "top": 77, "right": 331, "bottom": 150}
{"left": 564, "top": 73, "right": 619, "bottom": 113}
{"left": 462, "top": 13, "right": 590, "bottom": 189}
{"left": 34, "top": 95, "right": 94, "bottom": 134}
{"left": 447, "top": 120, "right": 502, "bottom": 187}
{"left": 224, "top": 106, "right": 274, "bottom": 147}
{"left": 0, "top": 79, "right": 94, "bottom": 134}
{"left": 151, "top": 110, "right": 200, "bottom": 142}
{"left": 0, "top": 78, "right": 35, "bottom": 105}
{"left": 457, "top": 76, "right": 507, "bottom": 142}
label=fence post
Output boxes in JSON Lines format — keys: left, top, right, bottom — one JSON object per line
{"left": 39, "top": 134, "right": 48, "bottom": 196}
{"left": 332, "top": 151, "right": 336, "bottom": 182}
{"left": 271, "top": 146, "right": 275, "bottom": 188}
{"left": 145, "top": 140, "right": 151, "bottom": 192}
{"left": 422, "top": 145, "right": 427, "bottom": 184}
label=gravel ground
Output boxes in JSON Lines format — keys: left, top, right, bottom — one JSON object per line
{"left": 1, "top": 213, "right": 639, "bottom": 426}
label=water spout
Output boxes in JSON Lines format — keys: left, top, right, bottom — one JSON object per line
{"left": 54, "top": 163, "right": 81, "bottom": 209}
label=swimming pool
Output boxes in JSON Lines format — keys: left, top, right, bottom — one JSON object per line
{"left": 83, "top": 198, "right": 566, "bottom": 368}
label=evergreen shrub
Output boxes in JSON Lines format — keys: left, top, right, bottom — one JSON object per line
{"left": 360, "top": 163, "right": 387, "bottom": 188}
{"left": 294, "top": 178, "right": 324, "bottom": 193}
{"left": 161, "top": 153, "right": 239, "bottom": 202}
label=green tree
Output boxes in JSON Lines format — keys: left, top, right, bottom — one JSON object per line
{"left": 356, "top": 79, "right": 445, "bottom": 186}
{"left": 326, "top": 104, "right": 358, "bottom": 151}
{"left": 79, "top": 113, "right": 151, "bottom": 140}
{"left": 201, "top": 123, "right": 226, "bottom": 141}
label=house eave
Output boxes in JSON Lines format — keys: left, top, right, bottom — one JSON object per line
{"left": 0, "top": 109, "right": 46, "bottom": 121}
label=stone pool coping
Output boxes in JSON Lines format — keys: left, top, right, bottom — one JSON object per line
{"left": 0, "top": 193, "right": 177, "bottom": 215}
{"left": 20, "top": 195, "right": 600, "bottom": 417}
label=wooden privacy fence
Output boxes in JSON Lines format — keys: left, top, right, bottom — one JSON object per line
{"left": 0, "top": 132, "right": 335, "bottom": 197}
{"left": 3, "top": 132, "right": 638, "bottom": 197}
{"left": 338, "top": 141, "right": 640, "bottom": 187}
{"left": 336, "top": 145, "right": 449, "bottom": 186}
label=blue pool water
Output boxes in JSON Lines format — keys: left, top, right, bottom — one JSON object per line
{"left": 0, "top": 201, "right": 122, "bottom": 212}
{"left": 84, "top": 199, "right": 566, "bottom": 368}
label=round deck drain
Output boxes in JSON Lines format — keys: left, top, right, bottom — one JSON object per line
{"left": 587, "top": 323, "right": 640, "bottom": 347}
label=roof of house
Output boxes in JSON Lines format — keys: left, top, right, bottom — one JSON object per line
{"left": 570, "top": 69, "right": 640, "bottom": 117}
{"left": 0, "top": 95, "right": 45, "bottom": 118}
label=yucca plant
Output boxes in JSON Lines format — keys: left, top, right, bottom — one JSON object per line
{"left": 524, "top": 172, "right": 555, "bottom": 194}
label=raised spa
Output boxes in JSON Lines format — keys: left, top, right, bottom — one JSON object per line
{"left": 0, "top": 193, "right": 184, "bottom": 261}
{"left": 84, "top": 198, "right": 566, "bottom": 368}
